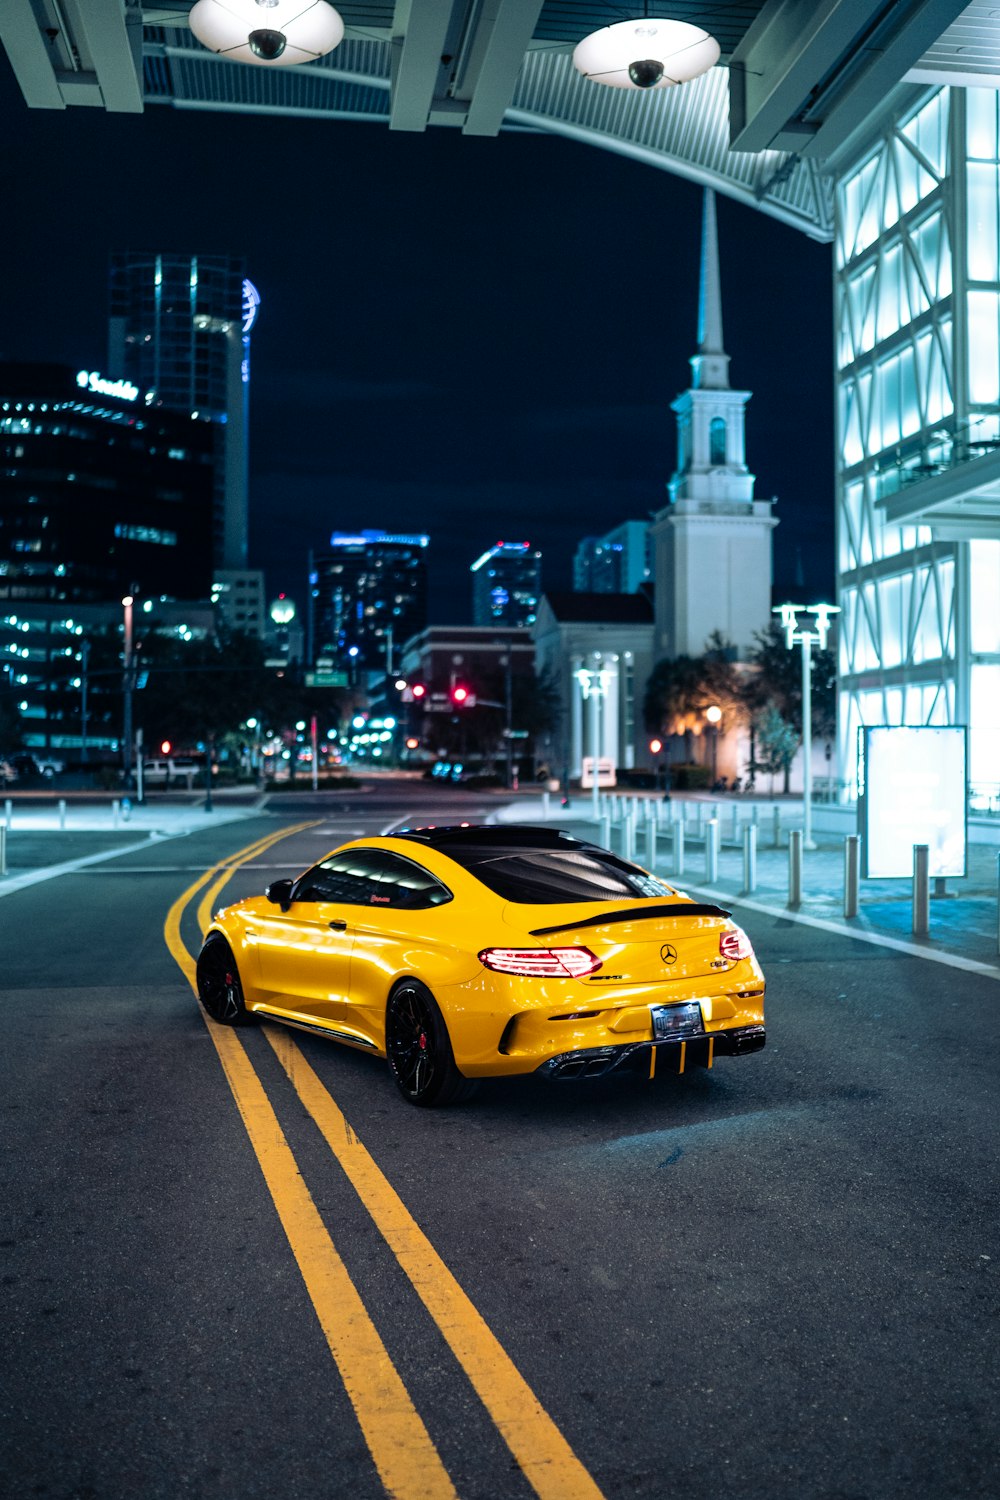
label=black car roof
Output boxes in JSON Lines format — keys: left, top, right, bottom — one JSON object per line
{"left": 392, "top": 824, "right": 595, "bottom": 851}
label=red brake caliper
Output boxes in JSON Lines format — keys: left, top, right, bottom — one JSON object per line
{"left": 419, "top": 1032, "right": 427, "bottom": 1050}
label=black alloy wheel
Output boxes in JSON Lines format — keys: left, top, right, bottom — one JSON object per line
{"left": 385, "top": 980, "right": 476, "bottom": 1107}
{"left": 196, "top": 935, "right": 255, "bottom": 1027}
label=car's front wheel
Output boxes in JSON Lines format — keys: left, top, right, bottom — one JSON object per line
{"left": 196, "top": 934, "right": 255, "bottom": 1027}
{"left": 385, "top": 979, "right": 476, "bottom": 1107}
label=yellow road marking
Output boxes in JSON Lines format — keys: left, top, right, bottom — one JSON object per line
{"left": 165, "top": 824, "right": 458, "bottom": 1500}
{"left": 265, "top": 1025, "right": 606, "bottom": 1500}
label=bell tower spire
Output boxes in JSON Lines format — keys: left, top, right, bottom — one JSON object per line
{"left": 691, "top": 189, "right": 730, "bottom": 391}
{"left": 648, "top": 187, "right": 776, "bottom": 661}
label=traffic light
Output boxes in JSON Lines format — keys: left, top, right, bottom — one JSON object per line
{"left": 411, "top": 682, "right": 427, "bottom": 700}
{"left": 450, "top": 683, "right": 476, "bottom": 707}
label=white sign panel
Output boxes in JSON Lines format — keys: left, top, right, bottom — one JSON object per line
{"left": 860, "top": 726, "right": 967, "bottom": 878}
{"left": 581, "top": 756, "right": 616, "bottom": 789}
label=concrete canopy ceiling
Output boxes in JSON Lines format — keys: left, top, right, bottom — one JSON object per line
{"left": 2, "top": 2, "right": 992, "bottom": 240}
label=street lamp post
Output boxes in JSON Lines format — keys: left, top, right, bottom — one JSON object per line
{"left": 122, "top": 595, "right": 134, "bottom": 786}
{"left": 575, "top": 661, "right": 611, "bottom": 820}
{"left": 772, "top": 602, "right": 840, "bottom": 851}
{"left": 705, "top": 703, "right": 722, "bottom": 784}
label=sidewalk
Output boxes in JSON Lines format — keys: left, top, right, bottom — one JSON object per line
{"left": 0, "top": 794, "right": 265, "bottom": 896}
{"left": 495, "top": 791, "right": 1000, "bottom": 980}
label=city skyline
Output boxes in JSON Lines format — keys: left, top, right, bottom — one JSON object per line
{"left": 0, "top": 51, "right": 835, "bottom": 627}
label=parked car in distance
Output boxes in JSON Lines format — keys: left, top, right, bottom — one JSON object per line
{"left": 11, "top": 753, "right": 64, "bottom": 779}
{"left": 141, "top": 757, "right": 199, "bottom": 786}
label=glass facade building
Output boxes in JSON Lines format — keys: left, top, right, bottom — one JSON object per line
{"left": 108, "top": 252, "right": 255, "bottom": 572}
{"left": 0, "top": 362, "right": 212, "bottom": 606}
{"left": 835, "top": 88, "right": 1000, "bottom": 803}
{"left": 573, "top": 521, "right": 651, "bottom": 594}
{"left": 310, "top": 530, "right": 429, "bottom": 674}
{"left": 470, "top": 541, "right": 542, "bottom": 627}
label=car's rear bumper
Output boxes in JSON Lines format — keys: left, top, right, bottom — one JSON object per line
{"left": 535, "top": 1025, "right": 766, "bottom": 1081}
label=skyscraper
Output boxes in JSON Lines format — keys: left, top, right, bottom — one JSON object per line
{"left": 470, "top": 541, "right": 542, "bottom": 627}
{"left": 573, "top": 522, "right": 651, "bottom": 593}
{"left": 310, "top": 530, "right": 430, "bottom": 674}
{"left": 108, "top": 252, "right": 258, "bottom": 572}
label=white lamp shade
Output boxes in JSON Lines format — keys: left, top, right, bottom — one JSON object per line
{"left": 189, "top": 0, "right": 345, "bottom": 67}
{"left": 573, "top": 18, "right": 719, "bottom": 90}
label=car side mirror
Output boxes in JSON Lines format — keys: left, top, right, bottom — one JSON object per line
{"left": 266, "top": 878, "right": 293, "bottom": 912}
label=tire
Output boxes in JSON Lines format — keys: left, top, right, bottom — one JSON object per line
{"left": 385, "top": 979, "right": 477, "bottom": 1108}
{"left": 196, "top": 934, "right": 255, "bottom": 1027}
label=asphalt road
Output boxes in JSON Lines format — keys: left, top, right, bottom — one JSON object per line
{"left": 2, "top": 783, "right": 997, "bottom": 1500}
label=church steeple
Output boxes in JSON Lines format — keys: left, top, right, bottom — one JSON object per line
{"left": 690, "top": 189, "right": 730, "bottom": 391}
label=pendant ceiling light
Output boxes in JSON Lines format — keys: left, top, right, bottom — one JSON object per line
{"left": 189, "top": 0, "right": 345, "bottom": 67}
{"left": 573, "top": 18, "right": 719, "bottom": 90}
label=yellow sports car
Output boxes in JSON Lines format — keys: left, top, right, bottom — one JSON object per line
{"left": 196, "top": 825, "right": 766, "bottom": 1107}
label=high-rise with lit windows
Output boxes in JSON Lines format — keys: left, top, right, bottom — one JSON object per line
{"left": 834, "top": 87, "right": 1000, "bottom": 802}
{"left": 108, "top": 252, "right": 258, "bottom": 572}
{"left": 470, "top": 541, "right": 542, "bottom": 627}
{"left": 310, "top": 530, "right": 429, "bottom": 674}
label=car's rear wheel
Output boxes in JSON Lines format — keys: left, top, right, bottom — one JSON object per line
{"left": 196, "top": 935, "right": 255, "bottom": 1027}
{"left": 385, "top": 979, "right": 476, "bottom": 1107}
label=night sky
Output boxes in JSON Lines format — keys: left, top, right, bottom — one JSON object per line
{"left": 2, "top": 48, "right": 835, "bottom": 625}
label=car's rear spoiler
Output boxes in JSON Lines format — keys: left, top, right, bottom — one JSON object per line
{"left": 530, "top": 902, "right": 731, "bottom": 937}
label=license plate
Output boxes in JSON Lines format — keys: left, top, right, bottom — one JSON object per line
{"left": 650, "top": 1001, "right": 704, "bottom": 1040}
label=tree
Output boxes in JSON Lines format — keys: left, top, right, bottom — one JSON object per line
{"left": 644, "top": 634, "right": 748, "bottom": 764}
{"left": 748, "top": 622, "right": 836, "bottom": 741}
{"left": 753, "top": 700, "right": 800, "bottom": 793}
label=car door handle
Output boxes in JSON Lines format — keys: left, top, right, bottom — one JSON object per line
{"left": 328, "top": 919, "right": 347, "bottom": 931}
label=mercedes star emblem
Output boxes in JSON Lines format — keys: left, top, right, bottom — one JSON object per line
{"left": 660, "top": 944, "right": 678, "bottom": 965}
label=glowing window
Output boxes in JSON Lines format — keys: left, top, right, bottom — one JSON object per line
{"left": 968, "top": 291, "right": 1000, "bottom": 403}
{"left": 967, "top": 163, "right": 1000, "bottom": 281}
{"left": 970, "top": 540, "right": 1000, "bottom": 654}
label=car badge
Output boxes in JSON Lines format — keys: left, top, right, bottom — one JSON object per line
{"left": 660, "top": 944, "right": 678, "bottom": 965}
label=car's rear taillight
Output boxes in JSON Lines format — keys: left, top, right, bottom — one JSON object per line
{"left": 719, "top": 926, "right": 754, "bottom": 961}
{"left": 478, "top": 946, "right": 602, "bottom": 978}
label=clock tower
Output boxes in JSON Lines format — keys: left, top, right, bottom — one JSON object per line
{"left": 649, "top": 190, "right": 776, "bottom": 660}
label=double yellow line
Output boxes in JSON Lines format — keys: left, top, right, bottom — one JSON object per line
{"left": 165, "top": 823, "right": 605, "bottom": 1500}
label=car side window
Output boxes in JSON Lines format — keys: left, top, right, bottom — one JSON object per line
{"left": 295, "top": 850, "right": 452, "bottom": 910}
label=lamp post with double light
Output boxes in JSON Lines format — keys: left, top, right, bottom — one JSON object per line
{"left": 575, "top": 661, "right": 612, "bottom": 820}
{"left": 704, "top": 703, "right": 722, "bottom": 784}
{"left": 122, "top": 594, "right": 135, "bottom": 787}
{"left": 772, "top": 602, "right": 840, "bottom": 850}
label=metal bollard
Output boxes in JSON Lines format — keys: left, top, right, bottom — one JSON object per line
{"left": 788, "top": 829, "right": 802, "bottom": 907}
{"left": 773, "top": 805, "right": 782, "bottom": 848}
{"left": 0, "top": 823, "right": 6, "bottom": 876}
{"left": 58, "top": 798, "right": 67, "bottom": 829}
{"left": 112, "top": 799, "right": 120, "bottom": 827}
{"left": 623, "top": 811, "right": 635, "bottom": 864}
{"left": 674, "top": 819, "right": 685, "bottom": 878}
{"left": 742, "top": 824, "right": 757, "bottom": 894}
{"left": 646, "top": 813, "right": 657, "bottom": 868}
{"left": 912, "top": 844, "right": 930, "bottom": 936}
{"left": 541, "top": 791, "right": 550, "bottom": 820}
{"left": 599, "top": 813, "right": 611, "bottom": 851}
{"left": 705, "top": 818, "right": 719, "bottom": 884}
{"left": 731, "top": 805, "right": 740, "bottom": 844}
{"left": 4, "top": 798, "right": 11, "bottom": 829}
{"left": 996, "top": 854, "right": 1000, "bottom": 957}
{"left": 844, "top": 835, "right": 860, "bottom": 919}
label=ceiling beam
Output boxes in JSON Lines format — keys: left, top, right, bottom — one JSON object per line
{"left": 66, "top": 0, "right": 144, "bottom": 113}
{"left": 389, "top": 0, "right": 454, "bottom": 132}
{"left": 456, "top": 0, "right": 545, "bottom": 137}
{"left": 728, "top": 0, "right": 968, "bottom": 156}
{"left": 0, "top": 0, "right": 65, "bottom": 109}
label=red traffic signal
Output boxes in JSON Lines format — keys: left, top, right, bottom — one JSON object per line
{"left": 450, "top": 683, "right": 476, "bottom": 706}
{"left": 411, "top": 682, "right": 427, "bottom": 699}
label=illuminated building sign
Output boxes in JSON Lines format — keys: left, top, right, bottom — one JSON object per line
{"left": 241, "top": 279, "right": 261, "bottom": 334}
{"left": 76, "top": 369, "right": 140, "bottom": 403}
{"left": 859, "top": 726, "right": 967, "bottom": 878}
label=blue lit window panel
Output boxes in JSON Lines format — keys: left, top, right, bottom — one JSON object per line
{"left": 967, "top": 87, "right": 998, "bottom": 162}
{"left": 967, "top": 163, "right": 1000, "bottom": 280}
{"left": 968, "top": 290, "right": 1000, "bottom": 403}
{"left": 970, "top": 541, "right": 1000, "bottom": 654}
{"left": 970, "top": 664, "right": 1000, "bottom": 789}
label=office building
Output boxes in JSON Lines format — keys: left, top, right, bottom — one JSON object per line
{"left": 211, "top": 569, "right": 266, "bottom": 638}
{"left": 573, "top": 522, "right": 651, "bottom": 594}
{"left": 108, "top": 252, "right": 258, "bottom": 571}
{"left": 0, "top": 361, "right": 213, "bottom": 606}
{"left": 834, "top": 86, "right": 1000, "bottom": 803}
{"left": 309, "top": 530, "right": 429, "bottom": 674}
{"left": 471, "top": 541, "right": 542, "bottom": 627}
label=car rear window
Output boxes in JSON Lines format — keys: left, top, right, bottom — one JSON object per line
{"left": 443, "top": 846, "right": 674, "bottom": 904}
